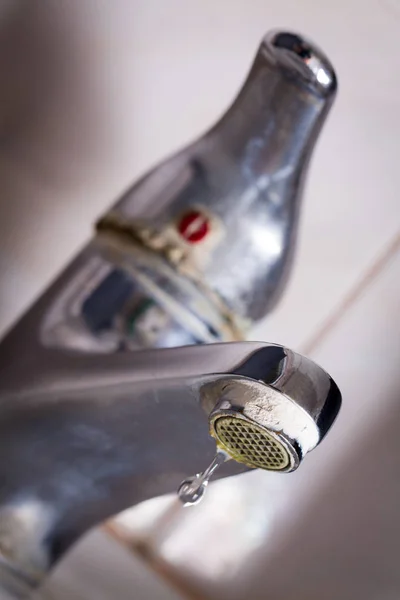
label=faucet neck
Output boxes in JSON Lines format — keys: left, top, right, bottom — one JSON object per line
{"left": 211, "top": 32, "right": 336, "bottom": 180}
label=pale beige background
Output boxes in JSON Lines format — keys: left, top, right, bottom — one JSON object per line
{"left": 0, "top": 1, "right": 399, "bottom": 599}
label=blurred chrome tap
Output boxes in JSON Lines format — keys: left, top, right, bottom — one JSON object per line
{"left": 0, "top": 30, "right": 339, "bottom": 598}
{"left": 41, "top": 29, "right": 337, "bottom": 353}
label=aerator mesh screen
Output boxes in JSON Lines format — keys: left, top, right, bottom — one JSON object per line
{"left": 212, "top": 416, "right": 290, "bottom": 471}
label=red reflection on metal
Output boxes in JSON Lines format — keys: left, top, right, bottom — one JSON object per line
{"left": 178, "top": 210, "right": 210, "bottom": 243}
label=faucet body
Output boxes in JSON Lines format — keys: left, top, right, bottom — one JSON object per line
{"left": 42, "top": 30, "right": 337, "bottom": 354}
{"left": 0, "top": 31, "right": 339, "bottom": 598}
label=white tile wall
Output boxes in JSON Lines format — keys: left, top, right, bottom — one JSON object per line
{"left": 32, "top": 530, "right": 185, "bottom": 600}
{"left": 0, "top": 1, "right": 399, "bottom": 599}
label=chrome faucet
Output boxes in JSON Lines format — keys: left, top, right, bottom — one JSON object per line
{"left": 0, "top": 31, "right": 340, "bottom": 598}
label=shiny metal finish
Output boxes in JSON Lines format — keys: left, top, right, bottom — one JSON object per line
{"left": 99, "top": 29, "right": 337, "bottom": 332}
{"left": 39, "top": 29, "right": 337, "bottom": 355}
{"left": 0, "top": 334, "right": 340, "bottom": 596}
{"left": 203, "top": 344, "right": 341, "bottom": 470}
{"left": 0, "top": 29, "right": 340, "bottom": 598}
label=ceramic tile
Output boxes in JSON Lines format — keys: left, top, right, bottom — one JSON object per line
{"left": 32, "top": 529, "right": 185, "bottom": 600}
{"left": 112, "top": 495, "right": 178, "bottom": 542}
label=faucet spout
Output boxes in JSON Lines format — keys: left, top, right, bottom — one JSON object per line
{"left": 0, "top": 338, "right": 340, "bottom": 595}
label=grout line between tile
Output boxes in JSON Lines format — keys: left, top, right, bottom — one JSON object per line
{"left": 105, "top": 523, "right": 208, "bottom": 600}
{"left": 301, "top": 231, "right": 400, "bottom": 356}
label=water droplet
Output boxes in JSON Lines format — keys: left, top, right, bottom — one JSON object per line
{"left": 177, "top": 449, "right": 229, "bottom": 507}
